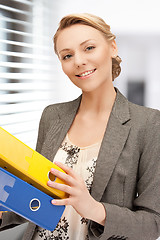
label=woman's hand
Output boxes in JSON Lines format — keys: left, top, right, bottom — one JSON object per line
{"left": 47, "top": 161, "right": 106, "bottom": 225}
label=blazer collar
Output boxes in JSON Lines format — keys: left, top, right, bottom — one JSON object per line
{"left": 41, "top": 88, "right": 131, "bottom": 201}
{"left": 56, "top": 88, "right": 130, "bottom": 124}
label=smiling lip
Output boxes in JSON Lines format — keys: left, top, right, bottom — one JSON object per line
{"left": 76, "top": 68, "right": 96, "bottom": 78}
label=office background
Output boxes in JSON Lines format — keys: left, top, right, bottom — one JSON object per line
{"left": 0, "top": 0, "right": 160, "bottom": 239}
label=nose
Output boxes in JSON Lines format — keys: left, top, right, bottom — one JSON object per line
{"left": 74, "top": 52, "right": 86, "bottom": 68}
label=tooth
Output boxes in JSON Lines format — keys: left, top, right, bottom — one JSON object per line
{"left": 80, "top": 70, "right": 94, "bottom": 77}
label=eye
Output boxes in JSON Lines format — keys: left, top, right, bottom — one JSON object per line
{"left": 62, "top": 54, "right": 72, "bottom": 60}
{"left": 85, "top": 46, "right": 95, "bottom": 51}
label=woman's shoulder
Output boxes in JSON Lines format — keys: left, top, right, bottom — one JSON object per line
{"left": 128, "top": 99, "right": 160, "bottom": 124}
{"left": 126, "top": 99, "right": 160, "bottom": 145}
{"left": 41, "top": 95, "right": 82, "bottom": 121}
{"left": 116, "top": 88, "right": 160, "bottom": 126}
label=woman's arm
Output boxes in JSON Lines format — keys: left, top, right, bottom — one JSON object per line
{"left": 0, "top": 212, "right": 27, "bottom": 231}
{"left": 0, "top": 107, "right": 49, "bottom": 231}
{"left": 89, "top": 109, "right": 160, "bottom": 240}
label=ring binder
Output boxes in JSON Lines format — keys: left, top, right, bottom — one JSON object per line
{"left": 0, "top": 127, "right": 67, "bottom": 199}
{"left": 0, "top": 167, "right": 65, "bottom": 231}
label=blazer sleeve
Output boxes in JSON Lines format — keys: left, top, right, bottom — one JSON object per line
{"left": 89, "top": 110, "right": 160, "bottom": 240}
{"left": 0, "top": 212, "right": 27, "bottom": 231}
{"left": 36, "top": 104, "right": 59, "bottom": 153}
{"left": 36, "top": 106, "right": 49, "bottom": 153}
{"left": 0, "top": 107, "right": 50, "bottom": 231}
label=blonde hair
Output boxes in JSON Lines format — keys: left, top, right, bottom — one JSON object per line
{"left": 54, "top": 13, "right": 122, "bottom": 81}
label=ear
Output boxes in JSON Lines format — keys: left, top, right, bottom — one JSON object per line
{"left": 111, "top": 40, "right": 118, "bottom": 58}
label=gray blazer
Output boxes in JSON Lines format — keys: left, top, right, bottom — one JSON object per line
{"left": 1, "top": 88, "right": 160, "bottom": 240}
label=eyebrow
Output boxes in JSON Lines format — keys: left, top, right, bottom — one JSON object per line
{"left": 59, "top": 39, "right": 95, "bottom": 54}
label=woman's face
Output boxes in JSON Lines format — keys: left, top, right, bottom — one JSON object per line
{"left": 56, "top": 24, "right": 117, "bottom": 93}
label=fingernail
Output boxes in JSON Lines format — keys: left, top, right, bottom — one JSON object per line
{"left": 47, "top": 180, "right": 52, "bottom": 186}
{"left": 51, "top": 200, "right": 56, "bottom": 204}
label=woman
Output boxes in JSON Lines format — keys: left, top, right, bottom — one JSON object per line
{"left": 1, "top": 13, "right": 160, "bottom": 240}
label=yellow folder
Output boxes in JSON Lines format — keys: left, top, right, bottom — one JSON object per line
{"left": 0, "top": 127, "right": 67, "bottom": 199}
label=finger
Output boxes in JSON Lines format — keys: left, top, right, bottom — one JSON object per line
{"left": 54, "top": 161, "right": 77, "bottom": 179}
{"left": 51, "top": 198, "right": 70, "bottom": 206}
{"left": 50, "top": 167, "right": 75, "bottom": 186}
{"left": 47, "top": 180, "right": 72, "bottom": 195}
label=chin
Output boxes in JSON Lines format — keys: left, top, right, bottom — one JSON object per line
{"left": 81, "top": 86, "right": 100, "bottom": 93}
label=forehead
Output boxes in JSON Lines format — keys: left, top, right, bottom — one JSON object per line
{"left": 56, "top": 24, "right": 106, "bottom": 52}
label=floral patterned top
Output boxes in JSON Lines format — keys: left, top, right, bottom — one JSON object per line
{"left": 33, "top": 134, "right": 101, "bottom": 240}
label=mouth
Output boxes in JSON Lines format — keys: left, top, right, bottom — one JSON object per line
{"left": 75, "top": 68, "right": 96, "bottom": 78}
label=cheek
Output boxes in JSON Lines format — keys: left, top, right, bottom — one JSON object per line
{"left": 61, "top": 64, "right": 68, "bottom": 75}
{"left": 61, "top": 63, "right": 73, "bottom": 77}
{"left": 95, "top": 47, "right": 111, "bottom": 66}
{"left": 98, "top": 53, "right": 113, "bottom": 80}
{"left": 101, "top": 51, "right": 112, "bottom": 69}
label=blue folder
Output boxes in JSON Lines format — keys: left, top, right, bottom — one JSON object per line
{"left": 0, "top": 204, "right": 9, "bottom": 211}
{"left": 0, "top": 167, "right": 65, "bottom": 231}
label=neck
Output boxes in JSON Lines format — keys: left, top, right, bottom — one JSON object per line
{"left": 79, "top": 83, "right": 116, "bottom": 116}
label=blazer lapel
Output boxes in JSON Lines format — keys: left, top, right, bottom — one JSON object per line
{"left": 91, "top": 90, "right": 131, "bottom": 201}
{"left": 41, "top": 96, "right": 81, "bottom": 161}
